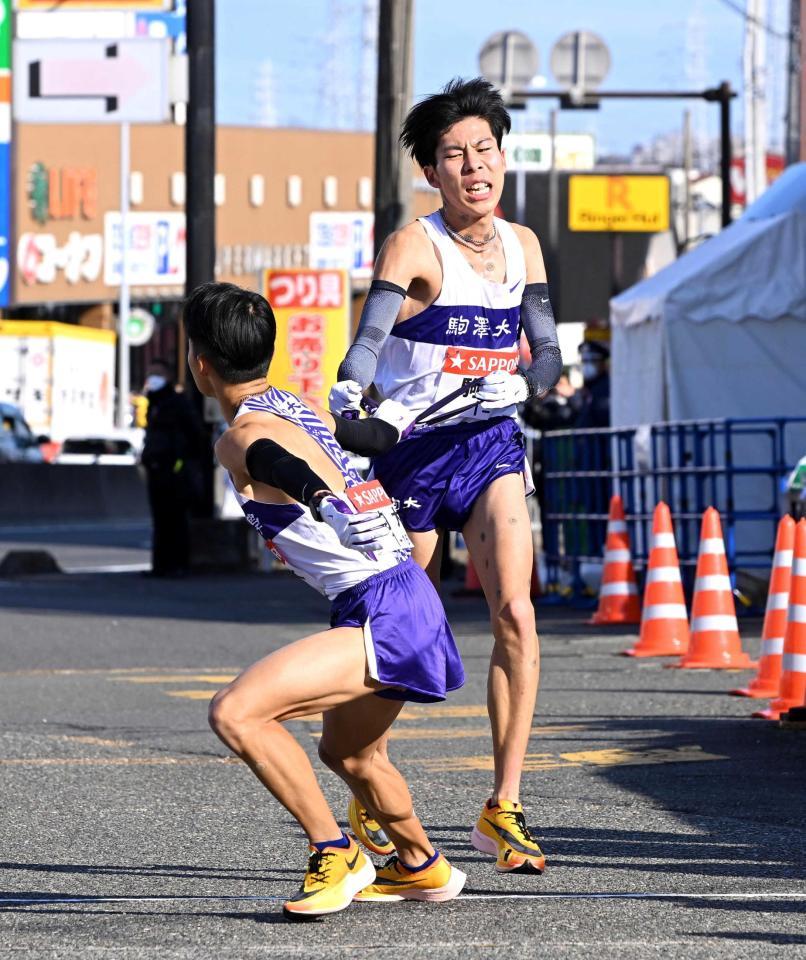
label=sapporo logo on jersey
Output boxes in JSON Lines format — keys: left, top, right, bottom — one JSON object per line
{"left": 346, "top": 480, "right": 393, "bottom": 512}
{"left": 442, "top": 347, "right": 519, "bottom": 376}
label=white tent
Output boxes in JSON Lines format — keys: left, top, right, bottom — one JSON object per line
{"left": 610, "top": 162, "right": 806, "bottom": 427}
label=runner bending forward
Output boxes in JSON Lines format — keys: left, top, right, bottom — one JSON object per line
{"left": 330, "top": 78, "right": 562, "bottom": 874}
{"left": 185, "top": 281, "right": 466, "bottom": 918}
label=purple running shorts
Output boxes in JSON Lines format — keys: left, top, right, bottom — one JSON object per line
{"left": 330, "top": 558, "right": 464, "bottom": 703}
{"left": 371, "top": 415, "right": 528, "bottom": 533}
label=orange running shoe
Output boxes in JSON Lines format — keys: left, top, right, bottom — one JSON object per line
{"left": 471, "top": 799, "right": 546, "bottom": 874}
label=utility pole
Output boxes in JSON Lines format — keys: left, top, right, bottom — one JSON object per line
{"left": 743, "top": 0, "right": 768, "bottom": 204}
{"left": 785, "top": 0, "right": 801, "bottom": 163}
{"left": 185, "top": 0, "right": 216, "bottom": 298}
{"left": 373, "top": 0, "right": 414, "bottom": 259}
{"left": 185, "top": 0, "right": 216, "bottom": 516}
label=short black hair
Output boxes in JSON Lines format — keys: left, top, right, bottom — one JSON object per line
{"left": 183, "top": 281, "right": 276, "bottom": 384}
{"left": 400, "top": 77, "right": 511, "bottom": 169}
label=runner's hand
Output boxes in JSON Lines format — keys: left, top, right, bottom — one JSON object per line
{"left": 372, "top": 399, "right": 412, "bottom": 440}
{"left": 328, "top": 380, "right": 362, "bottom": 417}
{"left": 477, "top": 371, "right": 529, "bottom": 411}
{"left": 317, "top": 494, "right": 396, "bottom": 554}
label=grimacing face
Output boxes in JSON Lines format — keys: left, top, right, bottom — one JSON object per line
{"left": 423, "top": 116, "right": 506, "bottom": 220}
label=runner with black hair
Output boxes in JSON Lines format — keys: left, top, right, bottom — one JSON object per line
{"left": 330, "top": 77, "right": 562, "bottom": 875}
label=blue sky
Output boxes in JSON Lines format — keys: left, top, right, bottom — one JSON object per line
{"left": 216, "top": 0, "right": 791, "bottom": 155}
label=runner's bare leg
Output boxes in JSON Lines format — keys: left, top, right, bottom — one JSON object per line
{"left": 320, "top": 696, "right": 434, "bottom": 865}
{"left": 210, "top": 625, "right": 407, "bottom": 845}
{"left": 408, "top": 528, "right": 444, "bottom": 587}
{"left": 462, "top": 472, "right": 539, "bottom": 803}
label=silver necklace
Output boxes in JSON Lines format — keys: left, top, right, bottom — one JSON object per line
{"left": 439, "top": 208, "right": 497, "bottom": 250}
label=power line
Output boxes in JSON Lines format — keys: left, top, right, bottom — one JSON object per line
{"left": 713, "top": 0, "right": 795, "bottom": 41}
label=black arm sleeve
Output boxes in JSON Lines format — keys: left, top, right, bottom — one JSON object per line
{"left": 245, "top": 438, "right": 330, "bottom": 505}
{"left": 332, "top": 415, "right": 399, "bottom": 457}
{"left": 520, "top": 282, "right": 563, "bottom": 398}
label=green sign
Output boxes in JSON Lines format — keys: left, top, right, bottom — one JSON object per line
{"left": 0, "top": 0, "right": 10, "bottom": 72}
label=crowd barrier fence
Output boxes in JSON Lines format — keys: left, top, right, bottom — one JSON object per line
{"left": 535, "top": 417, "right": 806, "bottom": 604}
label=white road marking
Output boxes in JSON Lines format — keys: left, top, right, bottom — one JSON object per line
{"left": 1, "top": 891, "right": 804, "bottom": 906}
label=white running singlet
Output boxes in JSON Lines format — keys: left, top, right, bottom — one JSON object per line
{"left": 231, "top": 387, "right": 408, "bottom": 600}
{"left": 373, "top": 211, "right": 526, "bottom": 425}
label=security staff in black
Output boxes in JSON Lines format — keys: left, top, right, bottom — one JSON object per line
{"left": 141, "top": 359, "right": 207, "bottom": 577}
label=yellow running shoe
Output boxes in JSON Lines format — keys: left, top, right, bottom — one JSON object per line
{"left": 471, "top": 799, "right": 546, "bottom": 874}
{"left": 355, "top": 852, "right": 466, "bottom": 902}
{"left": 347, "top": 797, "right": 394, "bottom": 856}
{"left": 283, "top": 837, "right": 376, "bottom": 920}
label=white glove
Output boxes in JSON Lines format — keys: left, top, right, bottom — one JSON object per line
{"left": 477, "top": 371, "right": 529, "bottom": 411}
{"left": 328, "top": 380, "right": 362, "bottom": 417}
{"left": 317, "top": 494, "right": 399, "bottom": 555}
{"left": 372, "top": 399, "right": 413, "bottom": 439}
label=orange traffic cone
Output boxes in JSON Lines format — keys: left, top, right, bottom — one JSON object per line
{"left": 732, "top": 514, "right": 795, "bottom": 697}
{"left": 590, "top": 495, "right": 640, "bottom": 624}
{"left": 459, "top": 556, "right": 484, "bottom": 596}
{"left": 623, "top": 502, "right": 689, "bottom": 657}
{"left": 676, "top": 507, "right": 754, "bottom": 669}
{"left": 754, "top": 518, "right": 806, "bottom": 720}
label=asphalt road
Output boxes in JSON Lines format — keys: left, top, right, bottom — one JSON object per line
{"left": 1, "top": 565, "right": 805, "bottom": 959}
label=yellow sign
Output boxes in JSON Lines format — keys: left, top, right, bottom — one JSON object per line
{"left": 568, "top": 174, "right": 670, "bottom": 232}
{"left": 261, "top": 268, "right": 350, "bottom": 410}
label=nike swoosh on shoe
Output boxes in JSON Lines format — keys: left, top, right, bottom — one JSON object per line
{"left": 483, "top": 818, "right": 540, "bottom": 856}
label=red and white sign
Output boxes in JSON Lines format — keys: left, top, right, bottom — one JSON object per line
{"left": 267, "top": 269, "right": 344, "bottom": 309}
{"left": 345, "top": 480, "right": 393, "bottom": 513}
{"left": 442, "top": 346, "right": 519, "bottom": 376}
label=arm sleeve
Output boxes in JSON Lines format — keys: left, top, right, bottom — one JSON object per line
{"left": 336, "top": 279, "right": 406, "bottom": 388}
{"left": 520, "top": 282, "right": 563, "bottom": 398}
{"left": 245, "top": 438, "right": 330, "bottom": 506}
{"left": 332, "top": 414, "right": 399, "bottom": 457}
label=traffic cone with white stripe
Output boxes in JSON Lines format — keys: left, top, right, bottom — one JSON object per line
{"left": 590, "top": 495, "right": 640, "bottom": 624}
{"left": 676, "top": 507, "right": 754, "bottom": 670}
{"left": 753, "top": 518, "right": 806, "bottom": 720}
{"left": 623, "top": 502, "right": 689, "bottom": 657}
{"left": 732, "top": 514, "right": 795, "bottom": 697}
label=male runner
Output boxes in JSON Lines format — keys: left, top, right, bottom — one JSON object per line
{"left": 330, "top": 78, "right": 562, "bottom": 874}
{"left": 184, "top": 281, "right": 466, "bottom": 917}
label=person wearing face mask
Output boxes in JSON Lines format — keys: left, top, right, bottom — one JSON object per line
{"left": 574, "top": 336, "right": 610, "bottom": 430}
{"left": 140, "top": 358, "right": 207, "bottom": 577}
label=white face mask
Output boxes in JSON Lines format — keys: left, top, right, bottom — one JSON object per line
{"left": 143, "top": 374, "right": 167, "bottom": 393}
{"left": 581, "top": 362, "right": 599, "bottom": 381}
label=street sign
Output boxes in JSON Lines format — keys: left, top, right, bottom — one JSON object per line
{"left": 502, "top": 133, "right": 595, "bottom": 171}
{"left": 309, "top": 212, "right": 374, "bottom": 280}
{"left": 568, "top": 175, "right": 669, "bottom": 232}
{"left": 478, "top": 30, "right": 538, "bottom": 93}
{"left": 14, "top": 38, "right": 170, "bottom": 123}
{"left": 550, "top": 31, "right": 611, "bottom": 91}
{"left": 125, "top": 307, "right": 155, "bottom": 347}
{"left": 104, "top": 211, "right": 185, "bottom": 286}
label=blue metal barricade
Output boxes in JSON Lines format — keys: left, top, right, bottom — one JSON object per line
{"left": 539, "top": 417, "right": 806, "bottom": 603}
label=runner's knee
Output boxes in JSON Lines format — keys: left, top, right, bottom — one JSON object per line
{"left": 492, "top": 597, "right": 536, "bottom": 650}
{"left": 208, "top": 686, "right": 259, "bottom": 747}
